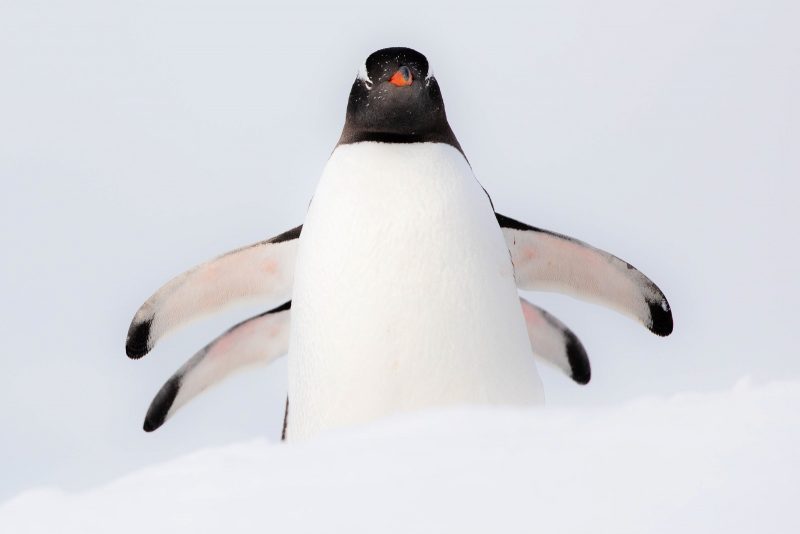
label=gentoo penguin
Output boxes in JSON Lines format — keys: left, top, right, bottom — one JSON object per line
{"left": 126, "top": 47, "right": 672, "bottom": 441}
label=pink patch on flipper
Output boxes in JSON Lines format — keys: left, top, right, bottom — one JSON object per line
{"left": 262, "top": 260, "right": 278, "bottom": 275}
{"left": 521, "top": 302, "right": 542, "bottom": 325}
{"left": 264, "top": 324, "right": 282, "bottom": 338}
{"left": 212, "top": 318, "right": 261, "bottom": 355}
{"left": 522, "top": 246, "right": 536, "bottom": 261}
{"left": 200, "top": 262, "right": 220, "bottom": 282}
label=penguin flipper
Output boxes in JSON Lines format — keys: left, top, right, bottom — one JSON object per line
{"left": 497, "top": 213, "right": 672, "bottom": 336}
{"left": 520, "top": 298, "right": 590, "bottom": 384}
{"left": 126, "top": 225, "right": 301, "bottom": 359}
{"left": 143, "top": 301, "right": 291, "bottom": 432}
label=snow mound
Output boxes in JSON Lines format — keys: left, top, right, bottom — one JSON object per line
{"left": 2, "top": 380, "right": 798, "bottom": 534}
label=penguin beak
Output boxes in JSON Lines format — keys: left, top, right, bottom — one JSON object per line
{"left": 389, "top": 66, "right": 413, "bottom": 87}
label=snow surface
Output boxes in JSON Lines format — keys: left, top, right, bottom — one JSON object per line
{"left": 2, "top": 379, "right": 797, "bottom": 533}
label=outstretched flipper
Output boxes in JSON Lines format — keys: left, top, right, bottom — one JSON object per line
{"left": 520, "top": 298, "right": 590, "bottom": 384}
{"left": 497, "top": 213, "right": 672, "bottom": 336}
{"left": 143, "top": 301, "right": 291, "bottom": 432}
{"left": 126, "top": 225, "right": 301, "bottom": 359}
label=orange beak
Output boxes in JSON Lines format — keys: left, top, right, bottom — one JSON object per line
{"left": 389, "top": 66, "right": 413, "bottom": 87}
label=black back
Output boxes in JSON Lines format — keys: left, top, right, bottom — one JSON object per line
{"left": 337, "top": 47, "right": 463, "bottom": 154}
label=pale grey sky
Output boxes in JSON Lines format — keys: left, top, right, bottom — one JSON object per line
{"left": 1, "top": 0, "right": 797, "bottom": 501}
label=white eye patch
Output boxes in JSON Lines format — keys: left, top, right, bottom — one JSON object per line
{"left": 357, "top": 61, "right": 373, "bottom": 88}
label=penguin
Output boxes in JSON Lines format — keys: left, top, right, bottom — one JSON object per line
{"left": 126, "top": 47, "right": 672, "bottom": 440}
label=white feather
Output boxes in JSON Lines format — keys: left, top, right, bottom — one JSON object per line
{"left": 288, "top": 142, "right": 543, "bottom": 441}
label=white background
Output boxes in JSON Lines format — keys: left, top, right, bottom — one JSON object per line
{"left": 1, "top": 0, "right": 797, "bottom": 502}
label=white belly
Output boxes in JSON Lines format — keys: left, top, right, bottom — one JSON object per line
{"left": 287, "top": 142, "right": 543, "bottom": 440}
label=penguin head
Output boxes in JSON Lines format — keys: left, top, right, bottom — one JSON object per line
{"left": 338, "top": 47, "right": 461, "bottom": 152}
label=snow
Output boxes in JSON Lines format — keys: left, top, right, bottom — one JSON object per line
{"left": 2, "top": 379, "right": 797, "bottom": 533}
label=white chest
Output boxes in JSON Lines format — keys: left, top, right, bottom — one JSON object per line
{"left": 287, "top": 142, "right": 542, "bottom": 440}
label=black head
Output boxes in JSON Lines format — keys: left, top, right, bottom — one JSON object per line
{"left": 337, "top": 47, "right": 462, "bottom": 154}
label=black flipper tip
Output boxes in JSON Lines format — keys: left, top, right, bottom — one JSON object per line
{"left": 565, "top": 334, "right": 591, "bottom": 385}
{"left": 143, "top": 377, "right": 180, "bottom": 432}
{"left": 126, "top": 318, "right": 153, "bottom": 359}
{"left": 142, "top": 418, "right": 159, "bottom": 433}
{"left": 648, "top": 299, "right": 674, "bottom": 337}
